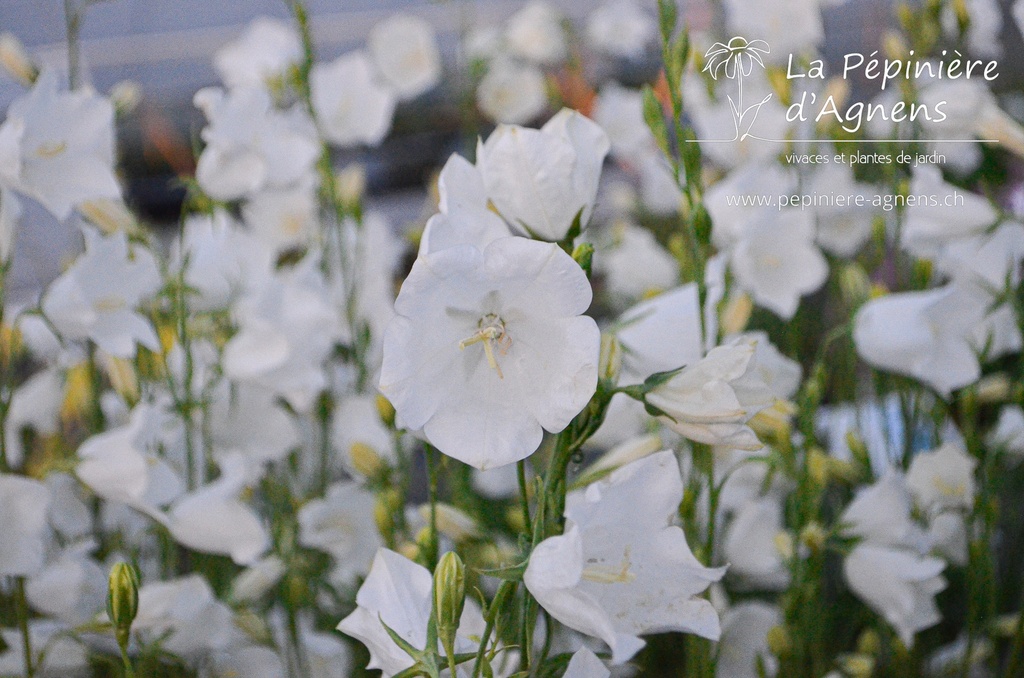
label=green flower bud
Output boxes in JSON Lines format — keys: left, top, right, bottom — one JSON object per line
{"left": 433, "top": 551, "right": 466, "bottom": 648}
{"left": 107, "top": 562, "right": 139, "bottom": 650}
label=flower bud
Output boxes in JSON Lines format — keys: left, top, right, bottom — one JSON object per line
{"left": 107, "top": 562, "right": 139, "bottom": 650}
{"left": 375, "top": 394, "right": 396, "bottom": 428}
{"left": 799, "top": 521, "right": 827, "bottom": 554}
{"left": 350, "top": 442, "right": 385, "bottom": 478}
{"left": 976, "top": 373, "right": 1011, "bottom": 404}
{"left": 598, "top": 333, "right": 621, "bottom": 384}
{"left": 720, "top": 292, "right": 753, "bottom": 336}
{"left": 839, "top": 263, "right": 871, "bottom": 308}
{"left": 433, "top": 551, "right": 466, "bottom": 648}
{"left": 766, "top": 625, "right": 791, "bottom": 657}
{"left": 838, "top": 654, "right": 875, "bottom": 678}
{"left": 0, "top": 33, "right": 37, "bottom": 86}
{"left": 857, "top": 628, "right": 881, "bottom": 655}
{"left": 79, "top": 199, "right": 137, "bottom": 235}
{"left": 373, "top": 495, "right": 395, "bottom": 536}
{"left": 337, "top": 163, "right": 366, "bottom": 209}
{"left": 571, "top": 242, "right": 594, "bottom": 276}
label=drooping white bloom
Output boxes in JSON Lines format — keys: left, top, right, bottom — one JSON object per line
{"left": 368, "top": 14, "right": 442, "bottom": 100}
{"left": 597, "top": 223, "right": 679, "bottom": 301}
{"left": 223, "top": 257, "right": 345, "bottom": 412}
{"left": 563, "top": 647, "right": 610, "bottom": 678}
{"left": 0, "top": 474, "right": 50, "bottom": 575}
{"left": 194, "top": 86, "right": 319, "bottom": 201}
{"left": 839, "top": 472, "right": 927, "bottom": 550}
{"left": 645, "top": 338, "right": 775, "bottom": 450}
{"left": 132, "top": 575, "right": 234, "bottom": 658}
{"left": 730, "top": 210, "right": 828, "bottom": 319}
{"left": 477, "top": 108, "right": 610, "bottom": 241}
{"left": 722, "top": 497, "right": 789, "bottom": 590}
{"left": 524, "top": 451, "right": 726, "bottom": 665}
{"left": 906, "top": 442, "right": 977, "bottom": 513}
{"left": 843, "top": 543, "right": 946, "bottom": 647}
{"left": 42, "top": 229, "right": 161, "bottom": 358}
{"left": 298, "top": 481, "right": 382, "bottom": 585}
{"left": 337, "top": 548, "right": 488, "bottom": 677}
{"left": 311, "top": 51, "right": 397, "bottom": 148}
{"left": 853, "top": 285, "right": 983, "bottom": 397}
{"left": 586, "top": 0, "right": 656, "bottom": 59}
{"left": 504, "top": 1, "right": 567, "bottom": 65}
{"left": 214, "top": 17, "right": 302, "bottom": 90}
{"left": 730, "top": 330, "right": 802, "bottom": 401}
{"left": 419, "top": 153, "right": 510, "bottom": 256}
{"left": 380, "top": 237, "right": 599, "bottom": 469}
{"left": 167, "top": 452, "right": 269, "bottom": 565}
{"left": 716, "top": 602, "right": 782, "bottom": 678}
{"left": 0, "top": 70, "right": 120, "bottom": 220}
{"left": 476, "top": 58, "right": 548, "bottom": 125}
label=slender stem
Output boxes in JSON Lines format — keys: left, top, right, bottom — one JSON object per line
{"left": 15, "top": 578, "right": 33, "bottom": 678}
{"left": 63, "top": 0, "right": 81, "bottom": 89}
{"left": 1005, "top": 586, "right": 1024, "bottom": 677}
{"left": 472, "top": 580, "right": 517, "bottom": 678}
{"left": 119, "top": 645, "right": 135, "bottom": 678}
{"left": 426, "top": 445, "right": 440, "bottom": 568}
{"left": 516, "top": 460, "right": 532, "bottom": 535}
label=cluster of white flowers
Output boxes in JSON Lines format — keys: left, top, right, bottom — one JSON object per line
{"left": 0, "top": 1, "right": 1022, "bottom": 677}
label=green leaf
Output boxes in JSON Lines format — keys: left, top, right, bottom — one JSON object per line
{"left": 657, "top": 0, "right": 677, "bottom": 42}
{"left": 571, "top": 242, "right": 594, "bottom": 276}
{"left": 476, "top": 559, "right": 529, "bottom": 582}
{"left": 642, "top": 86, "right": 671, "bottom": 159}
{"left": 378, "top": 614, "right": 424, "bottom": 662}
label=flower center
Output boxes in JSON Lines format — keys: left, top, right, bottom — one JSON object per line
{"left": 459, "top": 313, "right": 510, "bottom": 379}
{"left": 581, "top": 547, "right": 636, "bottom": 585}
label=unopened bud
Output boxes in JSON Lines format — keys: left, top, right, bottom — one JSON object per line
{"left": 857, "top": 628, "right": 881, "bottom": 655}
{"left": 433, "top": 551, "right": 466, "bottom": 648}
{"left": 110, "top": 81, "right": 142, "bottom": 116}
{"left": 350, "top": 442, "right": 385, "bottom": 478}
{"left": 773, "top": 531, "right": 795, "bottom": 560}
{"left": 807, "top": 447, "right": 829, "bottom": 487}
{"left": 976, "top": 373, "right": 1011, "bottom": 404}
{"left": 79, "top": 199, "right": 137, "bottom": 234}
{"left": 337, "top": 163, "right": 366, "bottom": 208}
{"left": 721, "top": 292, "right": 753, "bottom": 335}
{"left": 107, "top": 562, "right": 139, "bottom": 650}
{"left": 398, "top": 541, "right": 420, "bottom": 561}
{"left": 839, "top": 263, "right": 871, "bottom": 308}
{"left": 375, "top": 394, "right": 396, "bottom": 428}
{"left": 599, "top": 333, "right": 621, "bottom": 383}
{"left": 800, "top": 521, "right": 827, "bottom": 554}
{"left": 421, "top": 503, "right": 481, "bottom": 542}
{"left": 374, "top": 496, "right": 395, "bottom": 536}
{"left": 839, "top": 654, "right": 875, "bottom": 678}
{"left": 766, "top": 625, "right": 791, "bottom": 656}
{"left": 0, "top": 33, "right": 37, "bottom": 86}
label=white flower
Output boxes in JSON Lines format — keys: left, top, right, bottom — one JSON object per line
{"left": 843, "top": 543, "right": 946, "bottom": 647}
{"left": 918, "top": 80, "right": 1024, "bottom": 157}
{"left": 597, "top": 223, "right": 679, "bottom": 302}
{"left": 337, "top": 548, "right": 488, "bottom": 677}
{"left": 223, "top": 257, "right": 345, "bottom": 412}
{"left": 563, "top": 647, "right": 610, "bottom": 678}
{"left": 229, "top": 555, "right": 286, "bottom": 604}
{"left": 419, "top": 153, "right": 511, "bottom": 256}
{"left": 208, "top": 382, "right": 301, "bottom": 468}
{"left": 839, "top": 472, "right": 927, "bottom": 550}
{"left": 167, "top": 452, "right": 269, "bottom": 565}
{"left": 906, "top": 443, "right": 976, "bottom": 513}
{"left": 716, "top": 602, "right": 782, "bottom": 678}
{"left": 0, "top": 621, "right": 87, "bottom": 676}
{"left": 214, "top": 17, "right": 302, "bottom": 90}
{"left": 0, "top": 70, "right": 120, "bottom": 220}
{"left": 722, "top": 497, "right": 789, "bottom": 590}
{"left": 524, "top": 451, "right": 726, "bottom": 665}
{"left": 989, "top": 405, "right": 1024, "bottom": 459}
{"left": 476, "top": 58, "right": 548, "bottom": 125}
{"left": 901, "top": 165, "right": 998, "bottom": 259}
{"left": 809, "top": 161, "right": 880, "bottom": 257}
{"left": 646, "top": 338, "right": 775, "bottom": 450}
{"left": 0, "top": 474, "right": 50, "bottom": 575}
{"left": 242, "top": 181, "right": 320, "bottom": 254}
{"left": 368, "top": 14, "right": 441, "bottom": 100}
{"left": 42, "top": 229, "right": 161, "bottom": 358}
{"left": 934, "top": 220, "right": 1024, "bottom": 293}
{"left": 730, "top": 210, "right": 828, "bottom": 319}
{"left": 332, "top": 394, "right": 397, "bottom": 477}
{"left": 730, "top": 330, "right": 802, "bottom": 401}
{"left": 586, "top": 0, "right": 656, "bottom": 59}
{"left": 615, "top": 284, "right": 703, "bottom": 382}
{"left": 853, "top": 285, "right": 983, "bottom": 397}
{"left": 26, "top": 548, "right": 106, "bottom": 624}
{"left": 311, "top": 51, "right": 397, "bottom": 148}
{"left": 380, "top": 237, "right": 599, "bottom": 469}
{"left": 4, "top": 367, "right": 63, "bottom": 470}
{"left": 928, "top": 512, "right": 968, "bottom": 567}
{"left": 591, "top": 83, "right": 654, "bottom": 161}
{"left": 477, "top": 108, "right": 610, "bottom": 241}
{"left": 298, "top": 481, "right": 382, "bottom": 585}
{"left": 194, "top": 86, "right": 319, "bottom": 201}
{"left": 132, "top": 575, "right": 234, "bottom": 658}
{"left": 505, "top": 1, "right": 567, "bottom": 65}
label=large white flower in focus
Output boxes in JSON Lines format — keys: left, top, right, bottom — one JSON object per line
{"left": 524, "top": 451, "right": 726, "bottom": 665}
{"left": 380, "top": 237, "right": 599, "bottom": 469}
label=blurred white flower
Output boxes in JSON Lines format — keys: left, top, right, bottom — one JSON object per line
{"left": 210, "top": 645, "right": 286, "bottom": 678}
{"left": 722, "top": 497, "right": 789, "bottom": 589}
{"left": 646, "top": 338, "right": 775, "bottom": 450}
{"left": 615, "top": 284, "right": 703, "bottom": 382}
{"left": 298, "top": 481, "right": 382, "bottom": 585}
{"left": 26, "top": 547, "right": 106, "bottom": 624}
{"left": 525, "top": 451, "right": 726, "bottom": 664}
{"left": 843, "top": 543, "right": 946, "bottom": 647}
{"left": 214, "top": 17, "right": 301, "bottom": 90}
{"left": 723, "top": 0, "right": 823, "bottom": 59}
{"left": 368, "top": 14, "right": 441, "bottom": 100}
{"left": 989, "top": 405, "right": 1024, "bottom": 459}
{"left": 311, "top": 51, "right": 397, "bottom": 148}
{"left": 194, "top": 86, "right": 319, "bottom": 201}
{"left": 380, "top": 237, "right": 599, "bottom": 469}
{"left": 168, "top": 452, "right": 269, "bottom": 565}
{"left": 586, "top": 0, "right": 656, "bottom": 59}
{"left": 0, "top": 187, "right": 20, "bottom": 264}
{"left": 42, "top": 229, "right": 160, "bottom": 358}
{"left": 0, "top": 474, "right": 50, "bottom": 575}
{"left": 476, "top": 58, "right": 548, "bottom": 125}
{"left": 132, "top": 574, "right": 234, "bottom": 658}
{"left": 906, "top": 442, "right": 976, "bottom": 513}
{"left": 0, "top": 70, "right": 120, "bottom": 220}
{"left": 901, "top": 165, "right": 998, "bottom": 259}
{"left": 591, "top": 83, "right": 653, "bottom": 161}
{"left": 809, "top": 161, "right": 880, "bottom": 257}
{"left": 337, "top": 548, "right": 487, "bottom": 677}
{"left": 3, "top": 367, "right": 62, "bottom": 469}
{"left": 242, "top": 181, "right": 320, "bottom": 254}
{"left": 208, "top": 382, "right": 301, "bottom": 469}
{"left": 229, "top": 555, "right": 286, "bottom": 604}
{"left": 0, "top": 621, "right": 87, "bottom": 676}
{"left": 598, "top": 223, "right": 679, "bottom": 302}
{"left": 840, "top": 472, "right": 928, "bottom": 550}
{"left": 716, "top": 602, "right": 781, "bottom": 678}
{"left": 505, "top": 1, "right": 567, "bottom": 65}
{"left": 935, "top": 220, "right": 1024, "bottom": 292}
{"left": 477, "top": 108, "right": 610, "bottom": 241}
{"left": 918, "top": 80, "right": 1024, "bottom": 157}
{"left": 729, "top": 330, "right": 802, "bottom": 400}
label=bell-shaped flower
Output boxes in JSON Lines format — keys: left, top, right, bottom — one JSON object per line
{"left": 241, "top": 182, "right": 320, "bottom": 254}
{"left": 722, "top": 497, "right": 789, "bottom": 590}
{"left": 42, "top": 229, "right": 161, "bottom": 358}
{"left": 337, "top": 548, "right": 488, "bottom": 677}
{"left": 0, "top": 70, "right": 120, "bottom": 220}
{"left": 524, "top": 451, "right": 726, "bottom": 665}
{"left": 918, "top": 80, "right": 1024, "bottom": 158}
{"left": 131, "top": 574, "right": 234, "bottom": 659}
{"left": 843, "top": 543, "right": 946, "bottom": 647}
{"left": 476, "top": 109, "right": 610, "bottom": 241}
{"left": 4, "top": 366, "right": 63, "bottom": 469}
{"left": 194, "top": 86, "right": 319, "bottom": 201}
{"left": 208, "top": 382, "right": 301, "bottom": 469}
{"left": 380, "top": 236, "right": 599, "bottom": 469}
{"left": 0, "top": 474, "right": 50, "bottom": 575}
{"left": 716, "top": 602, "right": 782, "bottom": 678}
{"left": 839, "top": 472, "right": 928, "bottom": 551}
{"left": 645, "top": 338, "right": 775, "bottom": 450}
{"left": 214, "top": 17, "right": 301, "bottom": 90}
{"left": 615, "top": 284, "right": 703, "bottom": 382}
{"left": 25, "top": 546, "right": 106, "bottom": 624}
{"left": 591, "top": 83, "right": 654, "bottom": 162}
{"left": 367, "top": 15, "right": 441, "bottom": 100}
{"left": 906, "top": 442, "right": 977, "bottom": 513}
{"left": 167, "top": 452, "right": 269, "bottom": 565}
{"left": 419, "top": 154, "right": 511, "bottom": 256}
{"left": 990, "top": 405, "right": 1024, "bottom": 459}
{"left": 853, "top": 285, "right": 983, "bottom": 397}
{"left": 476, "top": 58, "right": 548, "bottom": 125}
{"left": 730, "top": 330, "right": 802, "bottom": 400}
{"left": 298, "top": 481, "right": 382, "bottom": 585}
{"left": 311, "top": 51, "right": 397, "bottom": 148}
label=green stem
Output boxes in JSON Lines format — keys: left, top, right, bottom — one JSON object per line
{"left": 15, "top": 578, "right": 33, "bottom": 678}
{"left": 63, "top": 0, "right": 81, "bottom": 89}
{"left": 426, "top": 445, "right": 440, "bottom": 568}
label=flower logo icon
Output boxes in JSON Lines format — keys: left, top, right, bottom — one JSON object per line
{"left": 702, "top": 37, "right": 773, "bottom": 141}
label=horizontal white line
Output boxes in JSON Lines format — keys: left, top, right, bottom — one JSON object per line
{"left": 687, "top": 139, "right": 1000, "bottom": 143}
